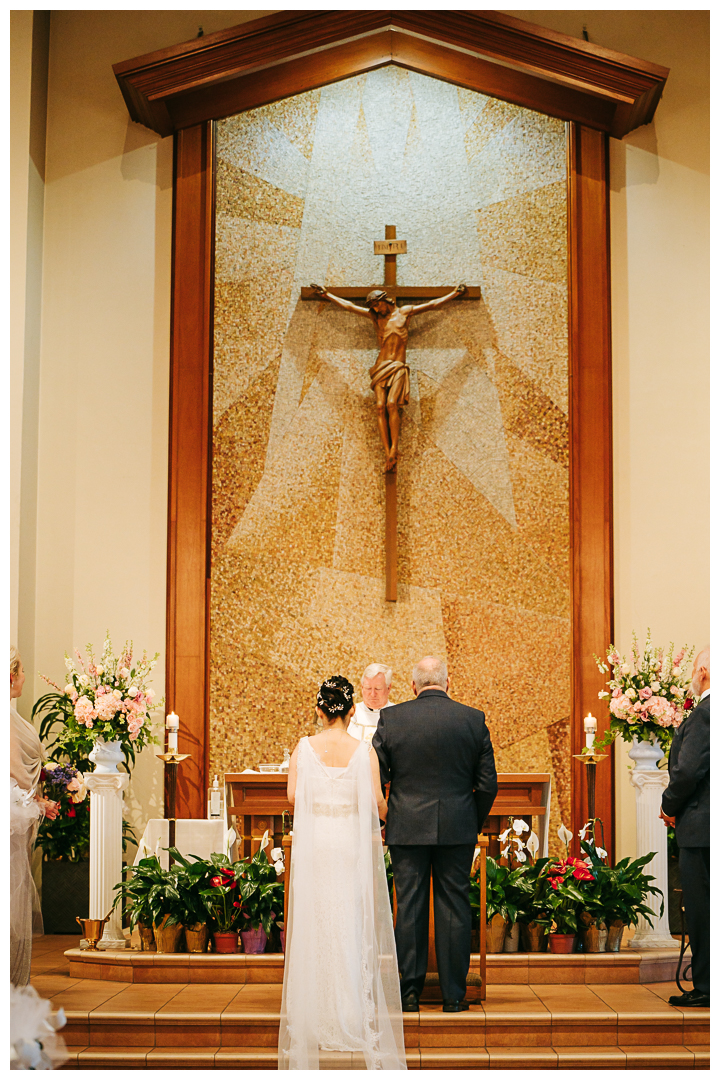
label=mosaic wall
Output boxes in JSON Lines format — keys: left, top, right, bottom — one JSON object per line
{"left": 211, "top": 69, "right": 570, "bottom": 855}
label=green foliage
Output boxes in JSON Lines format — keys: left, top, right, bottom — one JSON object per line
{"left": 469, "top": 855, "right": 537, "bottom": 927}
{"left": 580, "top": 841, "right": 664, "bottom": 928}
{"left": 236, "top": 846, "right": 285, "bottom": 934}
{"left": 167, "top": 848, "right": 219, "bottom": 926}
{"left": 35, "top": 763, "right": 136, "bottom": 863}
{"left": 385, "top": 850, "right": 394, "bottom": 904}
{"left": 113, "top": 856, "right": 183, "bottom": 930}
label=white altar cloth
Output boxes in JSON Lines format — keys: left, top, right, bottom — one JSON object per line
{"left": 134, "top": 819, "right": 233, "bottom": 870}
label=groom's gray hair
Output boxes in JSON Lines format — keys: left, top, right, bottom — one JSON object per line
{"left": 362, "top": 662, "right": 392, "bottom": 686}
{"left": 412, "top": 656, "right": 448, "bottom": 691}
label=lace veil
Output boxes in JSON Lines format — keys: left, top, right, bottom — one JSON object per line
{"left": 278, "top": 738, "right": 405, "bottom": 1069}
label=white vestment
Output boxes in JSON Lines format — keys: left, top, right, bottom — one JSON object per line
{"left": 347, "top": 700, "right": 394, "bottom": 744}
{"left": 278, "top": 738, "right": 405, "bottom": 1070}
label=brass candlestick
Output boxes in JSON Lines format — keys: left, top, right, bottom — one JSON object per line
{"left": 157, "top": 751, "right": 191, "bottom": 853}
{"left": 573, "top": 749, "right": 609, "bottom": 837}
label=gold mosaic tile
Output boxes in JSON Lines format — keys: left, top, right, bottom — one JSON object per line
{"left": 210, "top": 71, "right": 572, "bottom": 798}
{"left": 476, "top": 181, "right": 567, "bottom": 283}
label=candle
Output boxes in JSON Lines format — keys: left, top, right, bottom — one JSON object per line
{"left": 583, "top": 712, "right": 597, "bottom": 750}
{"left": 166, "top": 711, "right": 179, "bottom": 752}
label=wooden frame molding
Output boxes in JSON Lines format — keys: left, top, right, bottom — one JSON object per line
{"left": 141, "top": 10, "right": 642, "bottom": 848}
{"left": 114, "top": 9, "right": 668, "bottom": 140}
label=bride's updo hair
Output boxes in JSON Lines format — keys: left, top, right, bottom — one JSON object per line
{"left": 316, "top": 676, "right": 355, "bottom": 721}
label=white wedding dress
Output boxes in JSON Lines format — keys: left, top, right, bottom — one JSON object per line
{"left": 278, "top": 737, "right": 406, "bottom": 1070}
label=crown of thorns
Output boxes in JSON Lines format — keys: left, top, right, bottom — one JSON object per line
{"left": 317, "top": 677, "right": 354, "bottom": 714}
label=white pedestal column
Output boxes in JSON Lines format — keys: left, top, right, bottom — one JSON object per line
{"left": 627, "top": 738, "right": 676, "bottom": 948}
{"left": 84, "top": 772, "right": 129, "bottom": 949}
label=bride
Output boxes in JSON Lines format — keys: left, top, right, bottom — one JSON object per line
{"left": 278, "top": 676, "right": 406, "bottom": 1070}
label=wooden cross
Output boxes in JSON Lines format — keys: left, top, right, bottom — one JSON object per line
{"left": 302, "top": 227, "right": 479, "bottom": 602}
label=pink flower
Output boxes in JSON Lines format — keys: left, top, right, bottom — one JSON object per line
{"left": 74, "top": 696, "right": 96, "bottom": 728}
{"left": 638, "top": 686, "right": 652, "bottom": 700}
{"left": 609, "top": 694, "right": 631, "bottom": 717}
{"left": 96, "top": 693, "right": 123, "bottom": 723}
{"left": 608, "top": 650, "right": 621, "bottom": 666}
{"left": 611, "top": 687, "right": 622, "bottom": 699}
{"left": 669, "top": 685, "right": 681, "bottom": 697}
{"left": 673, "top": 649, "right": 685, "bottom": 666}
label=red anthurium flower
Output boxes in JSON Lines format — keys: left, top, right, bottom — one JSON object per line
{"left": 67, "top": 804, "right": 76, "bottom": 818}
{"left": 549, "top": 877, "right": 559, "bottom": 890}
{"left": 233, "top": 901, "right": 242, "bottom": 908}
{"left": 211, "top": 876, "right": 223, "bottom": 887}
{"left": 572, "top": 866, "right": 594, "bottom": 881}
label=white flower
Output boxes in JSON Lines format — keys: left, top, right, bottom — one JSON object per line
{"left": 500, "top": 845, "right": 510, "bottom": 859}
{"left": 650, "top": 681, "right": 661, "bottom": 693}
{"left": 260, "top": 829, "right": 270, "bottom": 851}
{"left": 96, "top": 666, "right": 103, "bottom": 676}
{"left": 621, "top": 663, "right": 631, "bottom": 674}
{"left": 120, "top": 667, "right": 130, "bottom": 678}
{"left": 558, "top": 823, "right": 573, "bottom": 846}
{"left": 113, "top": 689, "right": 122, "bottom": 700}
{"left": 147, "top": 688, "right": 155, "bottom": 699}
{"left": 498, "top": 827, "right": 511, "bottom": 843}
{"left": 595, "top": 846, "right": 608, "bottom": 859}
{"left": 578, "top": 821, "right": 592, "bottom": 840}
{"left": 270, "top": 847, "right": 283, "bottom": 861}
{"left": 273, "top": 859, "right": 284, "bottom": 875}
{"left": 512, "top": 818, "right": 529, "bottom": 835}
{"left": 127, "top": 686, "right": 138, "bottom": 698}
{"left": 672, "top": 666, "right": 681, "bottom": 677}
{"left": 526, "top": 832, "right": 540, "bottom": 858}
{"left": 627, "top": 687, "right": 637, "bottom": 700}
{"left": 598, "top": 690, "right": 609, "bottom": 699}
{"left": 515, "top": 850, "right": 527, "bottom": 863}
{"left": 64, "top": 684, "right": 74, "bottom": 695}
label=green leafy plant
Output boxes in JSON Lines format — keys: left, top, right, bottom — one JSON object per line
{"left": 167, "top": 849, "right": 218, "bottom": 927}
{"left": 532, "top": 855, "right": 597, "bottom": 934}
{"left": 236, "top": 845, "right": 285, "bottom": 935}
{"left": 385, "top": 850, "right": 394, "bottom": 903}
{"left": 112, "top": 856, "right": 183, "bottom": 930}
{"left": 198, "top": 854, "right": 245, "bottom": 932}
{"left": 581, "top": 841, "right": 664, "bottom": 928}
{"left": 35, "top": 762, "right": 136, "bottom": 862}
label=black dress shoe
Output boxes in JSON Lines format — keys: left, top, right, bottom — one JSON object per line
{"left": 442, "top": 999, "right": 469, "bottom": 1012}
{"left": 401, "top": 991, "right": 420, "bottom": 1012}
{"left": 668, "top": 989, "right": 710, "bottom": 1007}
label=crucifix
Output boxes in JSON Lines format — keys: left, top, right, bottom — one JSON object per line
{"left": 303, "top": 226, "right": 478, "bottom": 602}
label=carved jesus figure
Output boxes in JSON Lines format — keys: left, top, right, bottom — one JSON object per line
{"left": 310, "top": 284, "right": 466, "bottom": 471}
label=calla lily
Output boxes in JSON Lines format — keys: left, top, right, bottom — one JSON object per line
{"left": 260, "top": 829, "right": 270, "bottom": 851}
{"left": 526, "top": 831, "right": 540, "bottom": 858}
{"left": 512, "top": 818, "right": 529, "bottom": 835}
{"left": 557, "top": 823, "right": 573, "bottom": 851}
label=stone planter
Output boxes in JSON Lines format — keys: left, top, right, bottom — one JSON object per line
{"left": 185, "top": 923, "right": 210, "bottom": 954}
{"left": 42, "top": 859, "right": 90, "bottom": 934}
{"left": 605, "top": 919, "right": 625, "bottom": 952}
{"left": 486, "top": 913, "right": 508, "bottom": 953}
{"left": 153, "top": 915, "right": 184, "bottom": 953}
{"left": 504, "top": 922, "right": 520, "bottom": 952}
{"left": 138, "top": 922, "right": 156, "bottom": 951}
{"left": 213, "top": 931, "right": 239, "bottom": 954}
{"left": 520, "top": 920, "right": 548, "bottom": 953}
{"left": 548, "top": 932, "right": 576, "bottom": 954}
{"left": 241, "top": 926, "right": 268, "bottom": 954}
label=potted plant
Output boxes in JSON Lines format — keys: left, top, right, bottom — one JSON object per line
{"left": 481, "top": 857, "right": 532, "bottom": 953}
{"left": 498, "top": 818, "right": 540, "bottom": 951}
{"left": 581, "top": 841, "right": 664, "bottom": 952}
{"left": 113, "top": 856, "right": 184, "bottom": 952}
{"left": 236, "top": 836, "right": 285, "bottom": 954}
{"left": 198, "top": 854, "right": 245, "bottom": 953}
{"left": 168, "top": 848, "right": 216, "bottom": 953}
{"left": 534, "top": 825, "right": 597, "bottom": 953}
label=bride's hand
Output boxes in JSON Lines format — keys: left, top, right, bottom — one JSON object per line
{"left": 36, "top": 796, "right": 60, "bottom": 820}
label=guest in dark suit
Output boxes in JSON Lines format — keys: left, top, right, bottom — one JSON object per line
{"left": 373, "top": 656, "right": 498, "bottom": 1013}
{"left": 660, "top": 645, "right": 710, "bottom": 1007}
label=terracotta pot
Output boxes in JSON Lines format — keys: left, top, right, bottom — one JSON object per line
{"left": 504, "top": 922, "right": 520, "bottom": 953}
{"left": 605, "top": 919, "right": 625, "bottom": 952}
{"left": 185, "top": 923, "right": 210, "bottom": 954}
{"left": 153, "top": 915, "right": 184, "bottom": 954}
{"left": 213, "top": 931, "right": 239, "bottom": 954}
{"left": 486, "top": 913, "right": 508, "bottom": 953}
{"left": 520, "top": 920, "right": 547, "bottom": 953}
{"left": 138, "top": 922, "right": 156, "bottom": 952}
{"left": 548, "top": 932, "right": 576, "bottom": 954}
{"left": 241, "top": 926, "right": 268, "bottom": 954}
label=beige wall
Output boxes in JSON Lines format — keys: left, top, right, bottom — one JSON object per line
{"left": 12, "top": 10, "right": 708, "bottom": 857}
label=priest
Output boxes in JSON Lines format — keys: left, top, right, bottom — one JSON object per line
{"left": 348, "top": 663, "right": 394, "bottom": 743}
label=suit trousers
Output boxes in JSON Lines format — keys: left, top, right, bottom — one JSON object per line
{"left": 679, "top": 846, "right": 710, "bottom": 995}
{"left": 389, "top": 843, "right": 476, "bottom": 1002}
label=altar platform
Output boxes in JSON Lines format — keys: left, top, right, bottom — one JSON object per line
{"left": 31, "top": 936, "right": 708, "bottom": 1071}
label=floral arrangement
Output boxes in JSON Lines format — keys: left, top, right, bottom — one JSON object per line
{"left": 529, "top": 824, "right": 598, "bottom": 934}
{"left": 499, "top": 817, "right": 540, "bottom": 866}
{"left": 595, "top": 630, "right": 694, "bottom": 755}
{"left": 32, "top": 633, "right": 162, "bottom": 769}
{"left": 200, "top": 860, "right": 245, "bottom": 933}
{"left": 35, "top": 763, "right": 89, "bottom": 862}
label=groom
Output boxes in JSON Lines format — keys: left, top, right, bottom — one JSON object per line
{"left": 373, "top": 656, "right": 498, "bottom": 1012}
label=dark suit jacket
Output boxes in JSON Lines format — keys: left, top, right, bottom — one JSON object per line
{"left": 661, "top": 693, "right": 710, "bottom": 847}
{"left": 372, "top": 689, "right": 498, "bottom": 845}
